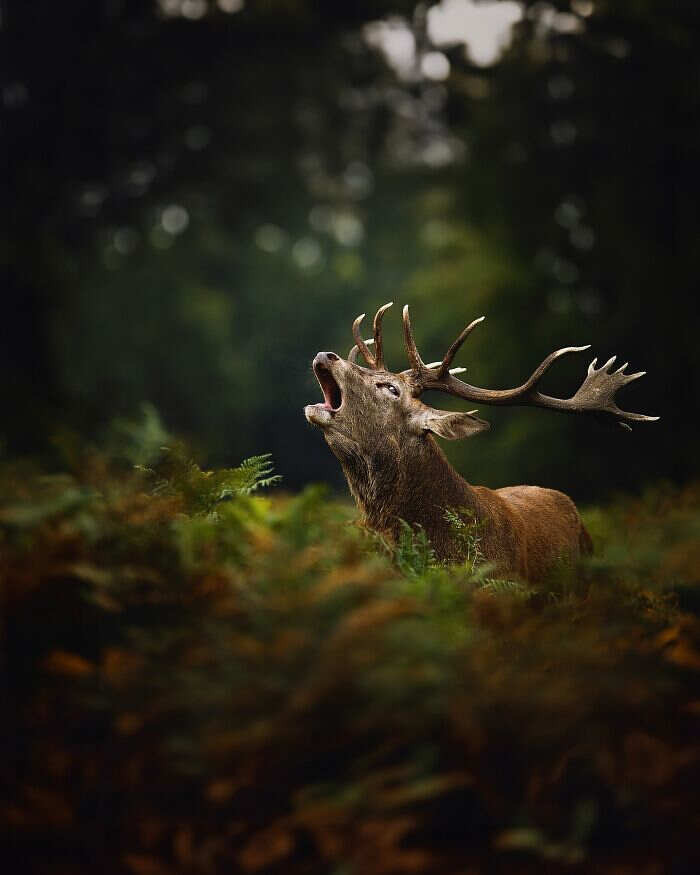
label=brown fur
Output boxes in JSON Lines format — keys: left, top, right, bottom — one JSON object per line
{"left": 305, "top": 354, "right": 592, "bottom": 582}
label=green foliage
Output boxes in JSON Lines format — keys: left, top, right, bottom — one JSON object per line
{"left": 443, "top": 506, "right": 532, "bottom": 597}
{"left": 107, "top": 404, "right": 282, "bottom": 514}
{"left": 443, "top": 505, "right": 484, "bottom": 574}
{"left": 139, "top": 445, "right": 281, "bottom": 515}
{"left": 394, "top": 520, "right": 437, "bottom": 578}
{"left": 109, "top": 402, "right": 172, "bottom": 466}
{"left": 1, "top": 438, "right": 700, "bottom": 873}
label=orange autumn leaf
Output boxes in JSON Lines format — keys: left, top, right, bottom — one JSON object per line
{"left": 102, "top": 647, "right": 145, "bottom": 685}
{"left": 43, "top": 650, "right": 95, "bottom": 678}
{"left": 124, "top": 854, "right": 173, "bottom": 875}
{"left": 238, "top": 823, "right": 294, "bottom": 872}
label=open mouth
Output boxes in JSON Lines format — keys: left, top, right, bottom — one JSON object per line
{"left": 314, "top": 361, "right": 343, "bottom": 411}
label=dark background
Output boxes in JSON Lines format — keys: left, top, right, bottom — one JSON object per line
{"left": 3, "top": 0, "right": 698, "bottom": 499}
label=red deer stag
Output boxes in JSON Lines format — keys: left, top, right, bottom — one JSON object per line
{"left": 305, "top": 303, "right": 658, "bottom": 581}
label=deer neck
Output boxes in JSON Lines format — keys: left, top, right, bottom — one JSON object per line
{"left": 340, "top": 435, "right": 478, "bottom": 543}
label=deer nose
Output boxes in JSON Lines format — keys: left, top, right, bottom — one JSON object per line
{"left": 314, "top": 352, "right": 339, "bottom": 367}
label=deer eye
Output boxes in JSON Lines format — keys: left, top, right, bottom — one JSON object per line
{"left": 377, "top": 382, "right": 400, "bottom": 397}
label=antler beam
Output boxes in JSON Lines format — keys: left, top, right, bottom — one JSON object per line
{"left": 401, "top": 305, "right": 659, "bottom": 430}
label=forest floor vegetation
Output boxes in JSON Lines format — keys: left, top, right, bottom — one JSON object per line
{"left": 1, "top": 412, "right": 699, "bottom": 874}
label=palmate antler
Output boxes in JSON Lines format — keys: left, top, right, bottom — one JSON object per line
{"left": 401, "top": 305, "right": 659, "bottom": 430}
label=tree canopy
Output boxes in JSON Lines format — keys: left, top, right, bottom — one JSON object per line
{"left": 3, "top": 0, "right": 698, "bottom": 497}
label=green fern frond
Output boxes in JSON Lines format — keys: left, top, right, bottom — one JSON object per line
{"left": 395, "top": 520, "right": 437, "bottom": 577}
{"left": 444, "top": 506, "right": 484, "bottom": 573}
{"left": 236, "top": 453, "right": 282, "bottom": 495}
{"left": 138, "top": 447, "right": 281, "bottom": 515}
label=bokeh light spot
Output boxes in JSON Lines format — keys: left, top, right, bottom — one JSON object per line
{"left": 421, "top": 52, "right": 450, "bottom": 81}
{"left": 550, "top": 120, "right": 577, "bottom": 146}
{"left": 552, "top": 257, "right": 579, "bottom": 284}
{"left": 606, "top": 38, "right": 631, "bottom": 59}
{"left": 217, "top": 0, "right": 244, "bottom": 12}
{"left": 292, "top": 237, "right": 323, "bottom": 270}
{"left": 422, "top": 138, "right": 454, "bottom": 168}
{"left": 548, "top": 75, "right": 575, "bottom": 100}
{"left": 571, "top": 1, "right": 595, "bottom": 18}
{"left": 428, "top": 0, "right": 523, "bottom": 68}
{"left": 182, "top": 0, "right": 207, "bottom": 21}
{"left": 113, "top": 227, "right": 139, "bottom": 255}
{"left": 554, "top": 199, "right": 583, "bottom": 229}
{"left": 161, "top": 204, "right": 190, "bottom": 235}
{"left": 331, "top": 213, "right": 364, "bottom": 247}
{"left": 364, "top": 19, "right": 416, "bottom": 79}
{"left": 123, "top": 162, "right": 156, "bottom": 197}
{"left": 255, "top": 224, "right": 287, "bottom": 253}
{"left": 343, "top": 162, "right": 373, "bottom": 198}
{"left": 158, "top": 0, "right": 182, "bottom": 16}
{"left": 78, "top": 185, "right": 108, "bottom": 215}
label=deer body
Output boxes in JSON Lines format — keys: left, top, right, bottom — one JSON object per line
{"left": 335, "top": 413, "right": 590, "bottom": 580}
{"left": 305, "top": 303, "right": 656, "bottom": 581}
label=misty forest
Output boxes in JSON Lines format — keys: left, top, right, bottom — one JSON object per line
{"left": 2, "top": 1, "right": 699, "bottom": 873}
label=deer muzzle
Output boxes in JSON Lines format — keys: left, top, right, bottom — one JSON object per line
{"left": 305, "top": 352, "right": 344, "bottom": 427}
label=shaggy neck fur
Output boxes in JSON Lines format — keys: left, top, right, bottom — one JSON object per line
{"left": 338, "top": 434, "right": 480, "bottom": 554}
{"left": 329, "top": 427, "right": 591, "bottom": 580}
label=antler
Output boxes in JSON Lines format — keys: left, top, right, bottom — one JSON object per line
{"left": 401, "top": 305, "right": 659, "bottom": 430}
{"left": 348, "top": 302, "right": 467, "bottom": 375}
{"left": 347, "top": 302, "right": 393, "bottom": 368}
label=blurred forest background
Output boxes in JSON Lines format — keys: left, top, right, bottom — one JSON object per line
{"left": 3, "top": 4, "right": 700, "bottom": 873}
{"left": 3, "top": 0, "right": 698, "bottom": 498}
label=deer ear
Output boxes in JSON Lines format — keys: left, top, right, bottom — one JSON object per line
{"left": 416, "top": 407, "right": 490, "bottom": 441}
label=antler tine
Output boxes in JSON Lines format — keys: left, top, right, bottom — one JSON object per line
{"left": 518, "top": 345, "right": 593, "bottom": 392}
{"left": 347, "top": 337, "right": 374, "bottom": 363}
{"left": 352, "top": 313, "right": 377, "bottom": 368}
{"left": 436, "top": 316, "right": 485, "bottom": 379}
{"left": 426, "top": 362, "right": 466, "bottom": 374}
{"left": 402, "top": 305, "right": 426, "bottom": 372}
{"left": 372, "top": 302, "right": 393, "bottom": 369}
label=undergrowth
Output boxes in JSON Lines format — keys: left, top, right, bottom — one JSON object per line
{"left": 1, "top": 412, "right": 699, "bottom": 874}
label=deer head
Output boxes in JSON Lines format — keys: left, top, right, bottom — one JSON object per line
{"left": 305, "top": 302, "right": 658, "bottom": 460}
{"left": 304, "top": 303, "right": 490, "bottom": 475}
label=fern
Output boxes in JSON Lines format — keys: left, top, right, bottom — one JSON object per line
{"left": 236, "top": 454, "right": 281, "bottom": 495}
{"left": 394, "top": 520, "right": 437, "bottom": 577}
{"left": 2, "top": 432, "right": 699, "bottom": 874}
{"left": 138, "top": 447, "right": 281, "bottom": 515}
{"left": 443, "top": 506, "right": 484, "bottom": 574}
{"left": 476, "top": 577, "right": 533, "bottom": 598}
{"left": 109, "top": 402, "right": 172, "bottom": 465}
